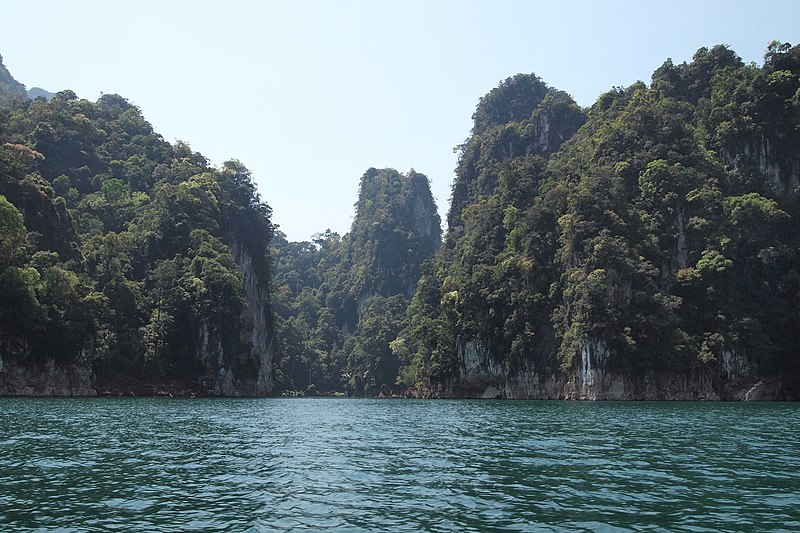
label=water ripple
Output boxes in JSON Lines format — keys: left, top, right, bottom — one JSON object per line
{"left": 1, "top": 398, "right": 799, "bottom": 531}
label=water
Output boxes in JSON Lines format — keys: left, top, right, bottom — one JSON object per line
{"left": 0, "top": 399, "right": 798, "bottom": 532}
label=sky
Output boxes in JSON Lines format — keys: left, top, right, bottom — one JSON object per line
{"left": 2, "top": 1, "right": 798, "bottom": 242}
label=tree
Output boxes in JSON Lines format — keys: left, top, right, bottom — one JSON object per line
{"left": 0, "top": 194, "right": 27, "bottom": 271}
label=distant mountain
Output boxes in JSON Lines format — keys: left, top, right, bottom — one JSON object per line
{"left": 0, "top": 54, "right": 26, "bottom": 105}
{"left": 27, "top": 87, "right": 54, "bottom": 100}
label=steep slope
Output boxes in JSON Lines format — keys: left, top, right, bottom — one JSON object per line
{"left": 4, "top": 43, "right": 798, "bottom": 400}
{"left": 0, "top": 87, "right": 275, "bottom": 396}
{"left": 0, "top": 54, "right": 26, "bottom": 106}
{"left": 401, "top": 43, "right": 800, "bottom": 400}
{"left": 272, "top": 168, "right": 441, "bottom": 395}
{"left": 448, "top": 73, "right": 586, "bottom": 229}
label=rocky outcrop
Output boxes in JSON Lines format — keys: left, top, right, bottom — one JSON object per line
{"left": 448, "top": 83, "right": 585, "bottom": 228}
{"left": 443, "top": 337, "right": 787, "bottom": 401}
{"left": 197, "top": 241, "right": 274, "bottom": 396}
{"left": 1, "top": 239, "right": 274, "bottom": 397}
{"left": 738, "top": 136, "right": 800, "bottom": 196}
{"left": 0, "top": 54, "right": 26, "bottom": 106}
{"left": 0, "top": 347, "right": 95, "bottom": 396}
{"left": 348, "top": 168, "right": 442, "bottom": 323}
{"left": 231, "top": 240, "right": 274, "bottom": 395}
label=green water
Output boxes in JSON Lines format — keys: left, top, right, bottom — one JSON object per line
{"left": 0, "top": 399, "right": 798, "bottom": 532}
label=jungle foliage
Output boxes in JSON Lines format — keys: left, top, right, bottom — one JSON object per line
{"left": 2, "top": 43, "right": 799, "bottom": 396}
{"left": 0, "top": 73, "right": 272, "bottom": 386}
{"left": 396, "top": 43, "right": 800, "bottom": 391}
{"left": 271, "top": 168, "right": 441, "bottom": 395}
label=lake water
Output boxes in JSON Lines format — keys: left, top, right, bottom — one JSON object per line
{"left": 0, "top": 398, "right": 798, "bottom": 532}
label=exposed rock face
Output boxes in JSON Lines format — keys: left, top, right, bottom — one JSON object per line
{"left": 413, "top": 192, "right": 439, "bottom": 245}
{"left": 0, "top": 54, "right": 26, "bottom": 106}
{"left": 0, "top": 241, "right": 274, "bottom": 397}
{"left": 198, "top": 241, "right": 274, "bottom": 396}
{"left": 349, "top": 168, "right": 442, "bottom": 325}
{"left": 353, "top": 190, "right": 439, "bottom": 316}
{"left": 448, "top": 84, "right": 586, "bottom": 228}
{"left": 444, "top": 337, "right": 787, "bottom": 401}
{"left": 0, "top": 343, "right": 95, "bottom": 396}
{"left": 736, "top": 137, "right": 800, "bottom": 196}
{"left": 232, "top": 241, "right": 274, "bottom": 395}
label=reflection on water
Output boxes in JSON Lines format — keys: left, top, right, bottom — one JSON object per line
{"left": 1, "top": 398, "right": 799, "bottom": 531}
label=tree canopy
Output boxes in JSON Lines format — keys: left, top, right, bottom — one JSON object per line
{"left": 0, "top": 79, "right": 273, "bottom": 392}
{"left": 397, "top": 42, "right": 800, "bottom": 396}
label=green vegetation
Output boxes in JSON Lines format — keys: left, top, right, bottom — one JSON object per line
{"left": 0, "top": 70, "right": 273, "bottom": 392}
{"left": 2, "top": 43, "right": 799, "bottom": 397}
{"left": 271, "top": 168, "right": 441, "bottom": 395}
{"left": 0, "top": 54, "right": 26, "bottom": 106}
{"left": 399, "top": 43, "right": 800, "bottom": 395}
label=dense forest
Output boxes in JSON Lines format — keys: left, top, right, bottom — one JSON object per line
{"left": 1, "top": 43, "right": 799, "bottom": 398}
{"left": 271, "top": 167, "right": 440, "bottom": 395}
{"left": 0, "top": 55, "right": 274, "bottom": 395}
{"left": 396, "top": 42, "right": 800, "bottom": 399}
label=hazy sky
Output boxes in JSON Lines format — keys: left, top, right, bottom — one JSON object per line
{"left": 2, "top": 1, "right": 798, "bottom": 241}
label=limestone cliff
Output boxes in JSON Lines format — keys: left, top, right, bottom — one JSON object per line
{"left": 0, "top": 54, "right": 26, "bottom": 106}
{"left": 205, "top": 241, "right": 274, "bottom": 396}
{"left": 406, "top": 47, "right": 800, "bottom": 400}
{"left": 348, "top": 168, "right": 442, "bottom": 322}
{"left": 448, "top": 78, "right": 586, "bottom": 228}
{"left": 0, "top": 58, "right": 277, "bottom": 397}
{"left": 729, "top": 136, "right": 800, "bottom": 197}
{"left": 184, "top": 241, "right": 275, "bottom": 396}
{"left": 0, "top": 242, "right": 274, "bottom": 397}
{"left": 0, "top": 338, "right": 95, "bottom": 396}
{"left": 270, "top": 167, "right": 442, "bottom": 394}
{"left": 442, "top": 338, "right": 787, "bottom": 401}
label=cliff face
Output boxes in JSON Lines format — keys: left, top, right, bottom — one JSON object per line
{"left": 0, "top": 63, "right": 277, "bottom": 396}
{"left": 0, "top": 356, "right": 96, "bottom": 396}
{"left": 0, "top": 338, "right": 95, "bottom": 396}
{"left": 203, "top": 242, "right": 274, "bottom": 396}
{"left": 731, "top": 135, "right": 800, "bottom": 197}
{"left": 350, "top": 168, "right": 442, "bottom": 303}
{"left": 448, "top": 79, "right": 586, "bottom": 228}
{"left": 0, "top": 243, "right": 274, "bottom": 397}
{"left": 270, "top": 168, "right": 442, "bottom": 395}
{"left": 0, "top": 54, "right": 26, "bottom": 106}
{"left": 444, "top": 338, "right": 786, "bottom": 401}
